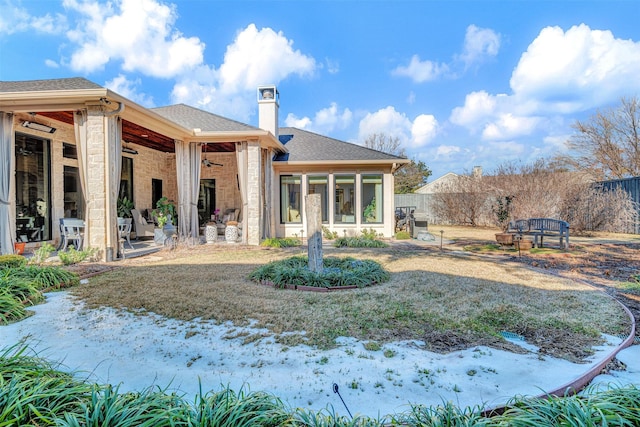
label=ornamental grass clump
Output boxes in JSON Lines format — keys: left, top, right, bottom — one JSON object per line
{"left": 260, "top": 237, "right": 302, "bottom": 248}
{"left": 2, "top": 344, "right": 640, "bottom": 426}
{"left": 0, "top": 265, "right": 79, "bottom": 324}
{"left": 249, "top": 256, "right": 390, "bottom": 289}
{"left": 334, "top": 228, "right": 387, "bottom": 248}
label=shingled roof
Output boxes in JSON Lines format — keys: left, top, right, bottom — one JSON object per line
{"left": 274, "top": 127, "right": 407, "bottom": 162}
{"left": 0, "top": 77, "right": 103, "bottom": 92}
{"left": 152, "top": 104, "right": 261, "bottom": 133}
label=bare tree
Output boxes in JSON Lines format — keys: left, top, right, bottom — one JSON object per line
{"left": 361, "top": 133, "right": 432, "bottom": 193}
{"left": 431, "top": 173, "right": 491, "bottom": 226}
{"left": 560, "top": 185, "right": 637, "bottom": 233}
{"left": 431, "top": 158, "right": 637, "bottom": 233}
{"left": 362, "top": 133, "right": 405, "bottom": 156}
{"left": 557, "top": 96, "right": 640, "bottom": 180}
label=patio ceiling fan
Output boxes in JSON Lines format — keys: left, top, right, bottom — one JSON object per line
{"left": 202, "top": 155, "right": 223, "bottom": 168}
{"left": 202, "top": 145, "right": 223, "bottom": 167}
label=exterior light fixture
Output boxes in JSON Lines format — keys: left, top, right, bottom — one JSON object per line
{"left": 22, "top": 121, "right": 56, "bottom": 133}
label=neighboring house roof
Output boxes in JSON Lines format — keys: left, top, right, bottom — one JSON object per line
{"left": 274, "top": 127, "right": 408, "bottom": 163}
{"left": 152, "top": 104, "right": 260, "bottom": 133}
{"left": 415, "top": 172, "right": 460, "bottom": 194}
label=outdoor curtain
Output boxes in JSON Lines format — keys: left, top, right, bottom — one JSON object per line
{"left": 175, "top": 140, "right": 189, "bottom": 238}
{"left": 175, "top": 140, "right": 201, "bottom": 242}
{"left": 74, "top": 110, "right": 89, "bottom": 244}
{"left": 0, "top": 112, "right": 16, "bottom": 255}
{"left": 107, "top": 116, "right": 122, "bottom": 257}
{"left": 189, "top": 142, "right": 202, "bottom": 241}
{"left": 236, "top": 141, "right": 248, "bottom": 244}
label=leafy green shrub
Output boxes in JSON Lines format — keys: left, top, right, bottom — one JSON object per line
{"left": 334, "top": 236, "right": 388, "bottom": 248}
{"left": 361, "top": 228, "right": 381, "bottom": 240}
{"left": 260, "top": 237, "right": 302, "bottom": 248}
{"left": 322, "top": 226, "right": 338, "bottom": 240}
{"left": 0, "top": 254, "right": 27, "bottom": 269}
{"left": 395, "top": 231, "right": 411, "bottom": 240}
{"left": 58, "top": 246, "right": 98, "bottom": 265}
{"left": 249, "top": 256, "right": 390, "bottom": 289}
{"left": 30, "top": 242, "right": 55, "bottom": 265}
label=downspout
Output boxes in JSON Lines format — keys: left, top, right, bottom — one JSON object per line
{"left": 102, "top": 100, "right": 124, "bottom": 117}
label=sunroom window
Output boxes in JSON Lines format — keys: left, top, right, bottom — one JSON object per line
{"left": 334, "top": 175, "right": 355, "bottom": 224}
{"left": 280, "top": 175, "right": 302, "bottom": 223}
{"left": 362, "top": 174, "right": 383, "bottom": 223}
{"left": 308, "top": 175, "right": 328, "bottom": 222}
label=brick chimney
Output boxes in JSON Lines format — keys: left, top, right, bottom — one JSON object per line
{"left": 258, "top": 85, "right": 279, "bottom": 139}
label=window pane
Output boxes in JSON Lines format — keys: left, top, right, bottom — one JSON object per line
{"left": 64, "top": 166, "right": 84, "bottom": 219}
{"left": 307, "top": 175, "right": 328, "bottom": 222}
{"left": 334, "top": 175, "right": 355, "bottom": 224}
{"left": 362, "top": 174, "right": 383, "bottom": 223}
{"left": 280, "top": 175, "right": 301, "bottom": 223}
{"left": 119, "top": 157, "right": 134, "bottom": 202}
{"left": 15, "top": 133, "right": 51, "bottom": 242}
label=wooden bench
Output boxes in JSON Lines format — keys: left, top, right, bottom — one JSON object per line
{"left": 507, "top": 218, "right": 570, "bottom": 249}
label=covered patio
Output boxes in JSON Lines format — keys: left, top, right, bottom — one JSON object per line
{"left": 0, "top": 78, "right": 285, "bottom": 260}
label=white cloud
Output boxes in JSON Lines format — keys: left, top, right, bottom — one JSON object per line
{"left": 393, "top": 25, "right": 499, "bottom": 82}
{"left": 105, "top": 74, "right": 155, "bottom": 107}
{"left": 510, "top": 24, "right": 640, "bottom": 112}
{"left": 325, "top": 58, "right": 340, "bottom": 74}
{"left": 284, "top": 102, "right": 352, "bottom": 134}
{"left": 457, "top": 24, "right": 501, "bottom": 69}
{"left": 391, "top": 55, "right": 449, "bottom": 83}
{"left": 435, "top": 145, "right": 461, "bottom": 158}
{"left": 0, "top": 1, "right": 67, "bottom": 35}
{"left": 217, "top": 24, "right": 315, "bottom": 94}
{"left": 64, "top": 0, "right": 204, "bottom": 77}
{"left": 44, "top": 59, "right": 59, "bottom": 68}
{"left": 411, "top": 114, "right": 438, "bottom": 148}
{"left": 451, "top": 24, "right": 640, "bottom": 143}
{"left": 482, "top": 113, "right": 541, "bottom": 140}
{"left": 172, "top": 24, "right": 316, "bottom": 121}
{"left": 284, "top": 114, "right": 312, "bottom": 129}
{"left": 358, "top": 106, "right": 438, "bottom": 149}
{"left": 449, "top": 91, "right": 499, "bottom": 130}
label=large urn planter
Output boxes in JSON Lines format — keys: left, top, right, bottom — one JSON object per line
{"left": 225, "top": 221, "right": 239, "bottom": 243}
{"left": 495, "top": 233, "right": 514, "bottom": 246}
{"left": 205, "top": 223, "right": 217, "bottom": 244}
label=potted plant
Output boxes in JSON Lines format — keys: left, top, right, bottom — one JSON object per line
{"left": 117, "top": 196, "right": 134, "bottom": 219}
{"left": 493, "top": 195, "right": 514, "bottom": 245}
{"left": 152, "top": 197, "right": 177, "bottom": 245}
{"left": 153, "top": 197, "right": 176, "bottom": 226}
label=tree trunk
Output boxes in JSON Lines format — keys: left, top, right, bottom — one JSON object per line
{"left": 305, "top": 194, "right": 323, "bottom": 273}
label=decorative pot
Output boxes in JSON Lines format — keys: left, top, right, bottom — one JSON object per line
{"left": 225, "top": 224, "right": 239, "bottom": 243}
{"left": 205, "top": 223, "right": 217, "bottom": 244}
{"left": 495, "top": 233, "right": 514, "bottom": 246}
{"left": 14, "top": 242, "right": 26, "bottom": 255}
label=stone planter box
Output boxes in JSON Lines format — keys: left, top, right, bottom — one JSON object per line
{"left": 495, "top": 233, "right": 514, "bottom": 246}
{"left": 515, "top": 238, "right": 534, "bottom": 250}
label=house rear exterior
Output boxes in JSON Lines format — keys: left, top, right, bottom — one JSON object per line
{"left": 0, "top": 78, "right": 408, "bottom": 259}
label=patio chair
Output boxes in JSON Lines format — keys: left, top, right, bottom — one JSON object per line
{"left": 131, "top": 209, "right": 155, "bottom": 239}
{"left": 60, "top": 218, "right": 85, "bottom": 251}
{"left": 118, "top": 217, "right": 134, "bottom": 249}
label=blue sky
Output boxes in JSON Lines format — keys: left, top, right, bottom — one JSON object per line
{"left": 1, "top": 0, "right": 639, "bottom": 179}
